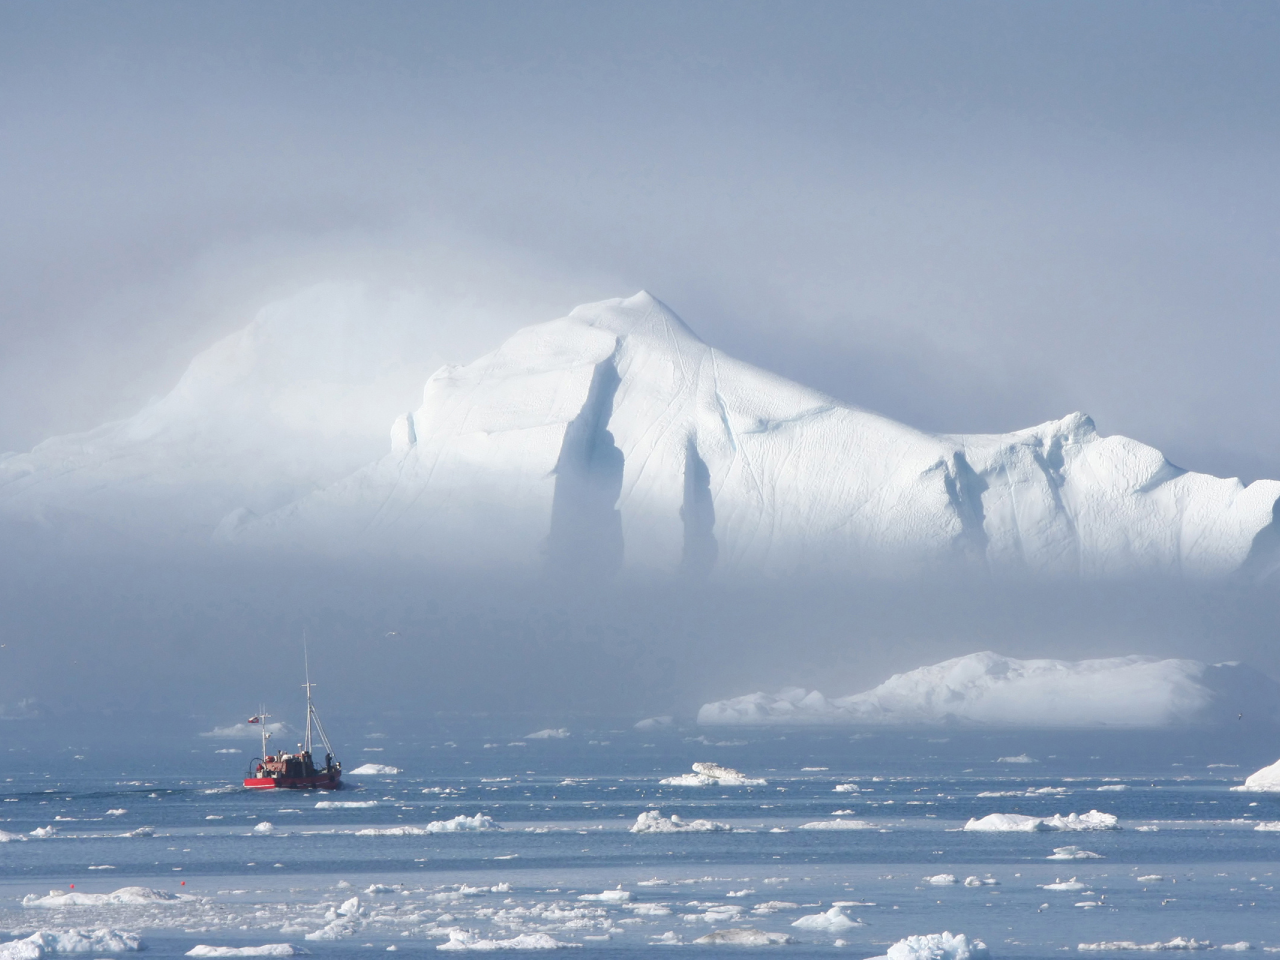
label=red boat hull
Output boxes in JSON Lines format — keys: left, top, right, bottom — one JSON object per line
{"left": 243, "top": 774, "right": 342, "bottom": 790}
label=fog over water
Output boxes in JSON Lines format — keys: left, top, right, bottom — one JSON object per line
{"left": 3, "top": 3, "right": 1280, "bottom": 743}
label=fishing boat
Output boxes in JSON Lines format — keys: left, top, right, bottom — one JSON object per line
{"left": 243, "top": 658, "right": 341, "bottom": 790}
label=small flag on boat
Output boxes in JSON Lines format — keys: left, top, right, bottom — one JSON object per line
{"left": 247, "top": 716, "right": 261, "bottom": 723}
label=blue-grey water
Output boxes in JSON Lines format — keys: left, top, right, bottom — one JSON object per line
{"left": 3, "top": 721, "right": 1280, "bottom": 959}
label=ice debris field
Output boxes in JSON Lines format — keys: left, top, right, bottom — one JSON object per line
{"left": 3, "top": 727, "right": 1280, "bottom": 959}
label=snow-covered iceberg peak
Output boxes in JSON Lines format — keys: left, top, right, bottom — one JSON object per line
{"left": 698, "top": 651, "right": 1279, "bottom": 728}
{"left": 7, "top": 289, "right": 1279, "bottom": 580}
{"left": 229, "top": 292, "right": 1280, "bottom": 578}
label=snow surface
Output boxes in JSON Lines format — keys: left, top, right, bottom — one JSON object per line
{"left": 186, "top": 947, "right": 307, "bottom": 957}
{"left": 14, "top": 290, "right": 1264, "bottom": 578}
{"left": 965, "top": 811, "right": 1118, "bottom": 832}
{"left": 629, "top": 811, "right": 730, "bottom": 833}
{"left": 0, "top": 928, "right": 142, "bottom": 956}
{"left": 436, "top": 931, "right": 577, "bottom": 950}
{"left": 1077, "top": 940, "right": 1210, "bottom": 951}
{"left": 865, "top": 932, "right": 989, "bottom": 960}
{"left": 698, "top": 652, "right": 1274, "bottom": 728}
{"left": 23, "top": 887, "right": 190, "bottom": 907}
{"left": 659, "top": 762, "right": 766, "bottom": 786}
{"left": 692, "top": 928, "right": 793, "bottom": 946}
{"left": 347, "top": 764, "right": 401, "bottom": 775}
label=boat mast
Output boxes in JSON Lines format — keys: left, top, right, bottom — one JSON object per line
{"left": 303, "top": 635, "right": 314, "bottom": 756}
{"left": 258, "top": 707, "right": 271, "bottom": 760}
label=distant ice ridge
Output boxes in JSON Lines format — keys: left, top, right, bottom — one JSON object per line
{"left": 965, "top": 811, "right": 1119, "bottom": 832}
{"left": 186, "top": 947, "right": 308, "bottom": 957}
{"left": 15, "top": 289, "right": 1270, "bottom": 580}
{"left": 1077, "top": 939, "right": 1212, "bottom": 951}
{"left": 698, "top": 652, "right": 1277, "bottom": 728}
{"left": 0, "top": 928, "right": 142, "bottom": 955}
{"left": 347, "top": 764, "right": 401, "bottom": 775}
{"left": 354, "top": 814, "right": 499, "bottom": 836}
{"left": 659, "top": 762, "right": 766, "bottom": 786}
{"left": 790, "top": 906, "right": 864, "bottom": 931}
{"left": 22, "top": 886, "right": 191, "bottom": 907}
{"left": 865, "top": 932, "right": 989, "bottom": 960}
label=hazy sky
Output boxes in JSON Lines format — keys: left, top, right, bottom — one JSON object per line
{"left": 4, "top": 1, "right": 1280, "bottom": 483}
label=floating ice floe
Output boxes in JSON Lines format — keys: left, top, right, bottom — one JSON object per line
{"left": 1253, "top": 822, "right": 1280, "bottom": 831}
{"left": 252, "top": 822, "right": 276, "bottom": 835}
{"left": 29, "top": 826, "right": 56, "bottom": 839}
{"left": 105, "top": 809, "right": 127, "bottom": 816}
{"left": 963, "top": 877, "right": 999, "bottom": 887}
{"left": 0, "top": 830, "right": 26, "bottom": 843}
{"left": 1094, "top": 785, "right": 1129, "bottom": 792}
{"left": 186, "top": 946, "right": 308, "bottom": 957}
{"left": 1040, "top": 879, "right": 1089, "bottom": 892}
{"left": 348, "top": 764, "right": 401, "bottom": 775}
{"left": 1077, "top": 939, "right": 1211, "bottom": 951}
{"left": 865, "top": 932, "right": 989, "bottom": 960}
{"left": 798, "top": 819, "right": 875, "bottom": 830}
{"left": 693, "top": 929, "right": 793, "bottom": 946}
{"left": 577, "top": 889, "right": 631, "bottom": 902}
{"left": 833, "top": 784, "right": 860, "bottom": 793}
{"left": 924, "top": 874, "right": 958, "bottom": 885}
{"left": 630, "top": 811, "right": 731, "bottom": 833}
{"left": 1048, "top": 846, "right": 1104, "bottom": 860}
{"left": 524, "top": 728, "right": 570, "bottom": 739}
{"left": 23, "top": 887, "right": 191, "bottom": 907}
{"left": 964, "top": 811, "right": 1118, "bottom": 832}
{"left": 436, "top": 931, "right": 578, "bottom": 950}
{"left": 997, "top": 755, "right": 1037, "bottom": 764}
{"left": 354, "top": 814, "right": 499, "bottom": 836}
{"left": 699, "top": 653, "right": 1272, "bottom": 728}
{"left": 119, "top": 827, "right": 154, "bottom": 838}
{"left": 0, "top": 928, "right": 143, "bottom": 955}
{"left": 660, "top": 763, "right": 765, "bottom": 786}
{"left": 315, "top": 800, "right": 378, "bottom": 809}
{"left": 1232, "top": 758, "right": 1280, "bottom": 792}
{"left": 790, "top": 907, "right": 863, "bottom": 931}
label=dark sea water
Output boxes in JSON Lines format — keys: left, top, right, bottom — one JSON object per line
{"left": 3, "top": 720, "right": 1280, "bottom": 959}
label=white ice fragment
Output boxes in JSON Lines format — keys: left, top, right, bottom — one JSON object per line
{"left": 437, "top": 931, "right": 578, "bottom": 950}
{"left": 799, "top": 820, "right": 875, "bottom": 831}
{"left": 119, "top": 827, "right": 154, "bottom": 837}
{"left": 1220, "top": 945, "right": 1252, "bottom": 951}
{"left": 630, "top": 811, "right": 731, "bottom": 833}
{"left": 964, "top": 814, "right": 1046, "bottom": 832}
{"left": 925, "top": 875, "right": 958, "bottom": 885}
{"left": 105, "top": 809, "right": 127, "bottom": 816}
{"left": 3, "top": 928, "right": 143, "bottom": 955}
{"left": 1235, "top": 758, "right": 1280, "bottom": 792}
{"left": 963, "top": 877, "right": 998, "bottom": 887}
{"left": 578, "top": 889, "right": 631, "bottom": 902}
{"left": 693, "top": 929, "right": 794, "bottom": 946}
{"left": 1040, "top": 879, "right": 1089, "bottom": 892}
{"left": 660, "top": 763, "right": 766, "bottom": 786}
{"left": 997, "top": 755, "right": 1037, "bottom": 764}
{"left": 315, "top": 801, "right": 379, "bottom": 809}
{"left": 1049, "top": 847, "right": 1104, "bottom": 860}
{"left": 348, "top": 764, "right": 402, "bottom": 775}
{"left": 865, "top": 932, "right": 989, "bottom": 960}
{"left": 1077, "top": 939, "right": 1211, "bottom": 951}
{"left": 791, "top": 907, "right": 864, "bottom": 931}
{"left": 0, "top": 830, "right": 26, "bottom": 843}
{"left": 29, "top": 826, "right": 56, "bottom": 838}
{"left": 186, "top": 947, "right": 309, "bottom": 957}
{"left": 525, "top": 729, "right": 570, "bottom": 739}
{"left": 833, "top": 784, "right": 860, "bottom": 793}
{"left": 1253, "top": 822, "right": 1280, "bottom": 831}
{"left": 253, "top": 822, "right": 276, "bottom": 835}
{"left": 965, "top": 811, "right": 1117, "bottom": 832}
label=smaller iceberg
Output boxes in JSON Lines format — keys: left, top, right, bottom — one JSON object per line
{"left": 348, "top": 764, "right": 401, "bottom": 775}
{"left": 1232, "top": 758, "right": 1280, "bottom": 792}
{"left": 693, "top": 929, "right": 793, "bottom": 945}
{"left": 630, "top": 810, "right": 730, "bottom": 833}
{"left": 965, "top": 811, "right": 1118, "bottom": 832}
{"left": 660, "top": 762, "right": 765, "bottom": 786}
{"left": 790, "top": 907, "right": 864, "bottom": 931}
{"left": 865, "top": 932, "right": 989, "bottom": 960}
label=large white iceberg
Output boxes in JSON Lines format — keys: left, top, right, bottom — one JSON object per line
{"left": 698, "top": 652, "right": 1276, "bottom": 727}
{"left": 630, "top": 810, "right": 731, "bottom": 833}
{"left": 659, "top": 762, "right": 766, "bottom": 786}
{"left": 7, "top": 291, "right": 1278, "bottom": 580}
{"left": 964, "top": 810, "right": 1118, "bottom": 832}
{"left": 0, "top": 928, "right": 142, "bottom": 955}
{"left": 1232, "top": 758, "right": 1280, "bottom": 792}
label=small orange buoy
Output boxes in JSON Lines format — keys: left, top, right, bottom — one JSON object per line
{"left": 69, "top": 884, "right": 74, "bottom": 889}
{"left": 180, "top": 881, "right": 185, "bottom": 885}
